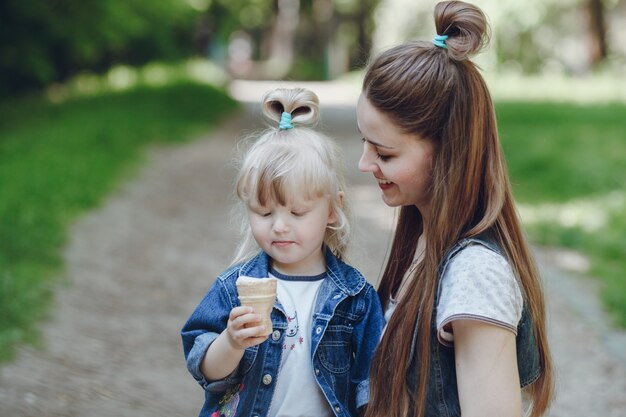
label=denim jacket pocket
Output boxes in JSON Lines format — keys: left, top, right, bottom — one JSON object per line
{"left": 317, "top": 324, "right": 353, "bottom": 373}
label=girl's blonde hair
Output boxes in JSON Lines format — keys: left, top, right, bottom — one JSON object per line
{"left": 363, "top": 2, "right": 553, "bottom": 417}
{"left": 231, "top": 88, "right": 351, "bottom": 265}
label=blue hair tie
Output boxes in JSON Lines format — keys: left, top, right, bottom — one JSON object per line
{"left": 279, "top": 112, "right": 294, "bottom": 130}
{"left": 433, "top": 34, "right": 448, "bottom": 49}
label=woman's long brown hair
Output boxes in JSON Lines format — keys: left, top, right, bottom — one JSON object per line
{"left": 363, "top": 2, "right": 554, "bottom": 417}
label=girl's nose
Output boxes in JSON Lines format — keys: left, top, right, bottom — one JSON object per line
{"left": 272, "top": 216, "right": 289, "bottom": 233}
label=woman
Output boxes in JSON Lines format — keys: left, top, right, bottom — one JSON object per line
{"left": 356, "top": 2, "right": 554, "bottom": 416}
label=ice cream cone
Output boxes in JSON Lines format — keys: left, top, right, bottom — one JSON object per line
{"left": 236, "top": 276, "right": 277, "bottom": 336}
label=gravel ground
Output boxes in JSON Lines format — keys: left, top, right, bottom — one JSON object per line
{"left": 1, "top": 81, "right": 624, "bottom": 416}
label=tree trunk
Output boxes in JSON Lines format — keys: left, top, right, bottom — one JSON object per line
{"left": 261, "top": 0, "right": 299, "bottom": 78}
{"left": 585, "top": 0, "right": 607, "bottom": 67}
{"left": 354, "top": 0, "right": 371, "bottom": 68}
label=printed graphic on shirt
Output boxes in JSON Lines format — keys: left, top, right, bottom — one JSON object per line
{"left": 286, "top": 311, "right": 299, "bottom": 337}
{"left": 283, "top": 311, "right": 305, "bottom": 351}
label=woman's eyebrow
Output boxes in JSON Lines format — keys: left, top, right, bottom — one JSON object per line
{"left": 364, "top": 137, "right": 394, "bottom": 149}
{"left": 357, "top": 126, "right": 394, "bottom": 149}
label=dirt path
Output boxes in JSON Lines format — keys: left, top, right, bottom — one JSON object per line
{"left": 1, "top": 81, "right": 625, "bottom": 417}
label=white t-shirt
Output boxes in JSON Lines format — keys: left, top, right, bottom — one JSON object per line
{"left": 267, "top": 269, "right": 333, "bottom": 417}
{"left": 383, "top": 245, "right": 523, "bottom": 346}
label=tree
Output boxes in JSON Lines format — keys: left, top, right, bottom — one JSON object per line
{"left": 585, "top": 0, "right": 608, "bottom": 67}
{"left": 201, "top": 0, "right": 380, "bottom": 80}
{"left": 0, "top": 0, "right": 199, "bottom": 97}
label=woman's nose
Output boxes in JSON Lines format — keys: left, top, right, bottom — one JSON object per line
{"left": 358, "top": 147, "right": 375, "bottom": 173}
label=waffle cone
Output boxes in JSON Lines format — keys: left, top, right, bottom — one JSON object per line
{"left": 236, "top": 276, "right": 277, "bottom": 297}
{"left": 236, "top": 277, "right": 277, "bottom": 336}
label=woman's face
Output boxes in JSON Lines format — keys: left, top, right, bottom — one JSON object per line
{"left": 356, "top": 94, "right": 435, "bottom": 213}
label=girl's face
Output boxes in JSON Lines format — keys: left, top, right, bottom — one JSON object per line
{"left": 356, "top": 94, "right": 435, "bottom": 214}
{"left": 247, "top": 194, "right": 337, "bottom": 276}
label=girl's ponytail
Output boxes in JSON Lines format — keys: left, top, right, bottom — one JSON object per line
{"left": 261, "top": 88, "right": 320, "bottom": 129}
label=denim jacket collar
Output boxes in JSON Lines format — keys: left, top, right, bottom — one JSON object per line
{"left": 237, "top": 246, "right": 366, "bottom": 296}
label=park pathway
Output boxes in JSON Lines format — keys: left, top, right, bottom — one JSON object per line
{"left": 0, "top": 81, "right": 624, "bottom": 417}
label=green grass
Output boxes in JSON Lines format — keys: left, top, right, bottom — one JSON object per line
{"left": 497, "top": 101, "right": 626, "bottom": 326}
{"left": 0, "top": 81, "right": 238, "bottom": 361}
{"left": 1, "top": 76, "right": 625, "bottom": 365}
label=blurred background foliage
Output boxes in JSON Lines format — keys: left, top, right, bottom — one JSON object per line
{"left": 0, "top": 0, "right": 625, "bottom": 359}
{"left": 375, "top": 0, "right": 626, "bottom": 74}
{"left": 0, "top": 0, "right": 198, "bottom": 96}
{"left": 2, "top": 0, "right": 626, "bottom": 97}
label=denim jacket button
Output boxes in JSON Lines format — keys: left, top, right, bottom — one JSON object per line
{"left": 315, "top": 326, "right": 322, "bottom": 334}
{"left": 272, "top": 330, "right": 281, "bottom": 341}
{"left": 335, "top": 406, "right": 341, "bottom": 413}
{"left": 262, "top": 374, "right": 272, "bottom": 385}
{"left": 315, "top": 368, "right": 320, "bottom": 375}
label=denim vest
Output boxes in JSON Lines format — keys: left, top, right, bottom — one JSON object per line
{"left": 181, "top": 248, "right": 385, "bottom": 417}
{"left": 406, "top": 233, "right": 541, "bottom": 417}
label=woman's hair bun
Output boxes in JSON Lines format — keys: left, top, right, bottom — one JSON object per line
{"left": 434, "top": 0, "right": 490, "bottom": 61}
{"left": 261, "top": 88, "right": 320, "bottom": 128}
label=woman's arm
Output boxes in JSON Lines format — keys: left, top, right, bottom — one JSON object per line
{"left": 452, "top": 319, "right": 521, "bottom": 417}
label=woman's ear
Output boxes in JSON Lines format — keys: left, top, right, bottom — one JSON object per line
{"left": 327, "top": 191, "right": 344, "bottom": 224}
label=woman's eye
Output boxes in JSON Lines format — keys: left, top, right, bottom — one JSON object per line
{"left": 362, "top": 138, "right": 391, "bottom": 161}
{"left": 292, "top": 211, "right": 307, "bottom": 217}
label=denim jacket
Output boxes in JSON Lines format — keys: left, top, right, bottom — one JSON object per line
{"left": 406, "top": 232, "right": 542, "bottom": 417}
{"left": 181, "top": 248, "right": 385, "bottom": 417}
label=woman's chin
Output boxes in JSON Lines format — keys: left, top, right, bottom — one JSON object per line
{"left": 380, "top": 195, "right": 400, "bottom": 208}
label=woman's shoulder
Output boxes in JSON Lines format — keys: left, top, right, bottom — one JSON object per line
{"left": 437, "top": 244, "right": 524, "bottom": 329}
{"left": 437, "top": 243, "right": 524, "bottom": 341}
{"left": 447, "top": 243, "right": 511, "bottom": 273}
{"left": 441, "top": 243, "right": 519, "bottom": 298}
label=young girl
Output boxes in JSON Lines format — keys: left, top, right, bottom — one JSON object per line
{"left": 357, "top": 2, "right": 554, "bottom": 417}
{"left": 181, "top": 87, "right": 384, "bottom": 417}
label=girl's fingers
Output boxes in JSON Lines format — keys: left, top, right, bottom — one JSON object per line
{"left": 240, "top": 324, "right": 266, "bottom": 339}
{"left": 234, "top": 313, "right": 262, "bottom": 331}
{"left": 229, "top": 306, "right": 253, "bottom": 320}
{"left": 239, "top": 331, "right": 269, "bottom": 347}
{"left": 247, "top": 335, "right": 269, "bottom": 346}
{"left": 227, "top": 307, "right": 269, "bottom": 347}
{"left": 228, "top": 326, "right": 268, "bottom": 349}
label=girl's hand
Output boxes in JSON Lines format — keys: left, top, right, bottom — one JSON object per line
{"left": 225, "top": 306, "right": 269, "bottom": 349}
{"left": 200, "top": 306, "right": 268, "bottom": 381}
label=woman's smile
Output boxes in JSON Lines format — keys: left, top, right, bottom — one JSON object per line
{"left": 376, "top": 177, "right": 394, "bottom": 190}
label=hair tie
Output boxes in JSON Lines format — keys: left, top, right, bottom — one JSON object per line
{"left": 279, "top": 112, "right": 294, "bottom": 130}
{"left": 433, "top": 34, "right": 448, "bottom": 49}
